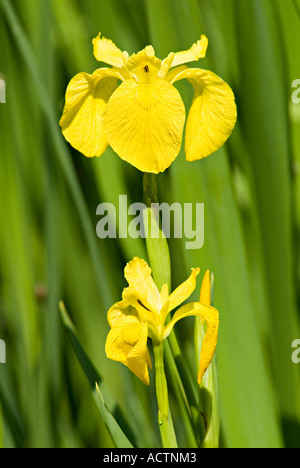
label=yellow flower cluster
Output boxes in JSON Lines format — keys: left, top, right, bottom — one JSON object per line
{"left": 105, "top": 258, "right": 219, "bottom": 385}
{"left": 60, "top": 34, "right": 237, "bottom": 173}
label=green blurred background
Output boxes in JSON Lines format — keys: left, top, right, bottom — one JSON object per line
{"left": 0, "top": 0, "right": 300, "bottom": 448}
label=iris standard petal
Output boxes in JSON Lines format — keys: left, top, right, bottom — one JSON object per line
{"left": 102, "top": 78, "right": 186, "bottom": 173}
{"left": 60, "top": 69, "right": 120, "bottom": 157}
{"left": 169, "top": 68, "right": 237, "bottom": 161}
{"left": 127, "top": 46, "right": 161, "bottom": 72}
{"left": 160, "top": 284, "right": 169, "bottom": 308}
{"left": 168, "top": 268, "right": 200, "bottom": 312}
{"left": 170, "top": 35, "right": 208, "bottom": 68}
{"left": 163, "top": 302, "right": 219, "bottom": 384}
{"left": 93, "top": 33, "right": 125, "bottom": 67}
{"left": 123, "top": 257, "right": 161, "bottom": 314}
{"left": 200, "top": 270, "right": 212, "bottom": 305}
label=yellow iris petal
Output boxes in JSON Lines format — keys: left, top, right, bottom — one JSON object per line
{"left": 163, "top": 302, "right": 219, "bottom": 384}
{"left": 59, "top": 69, "right": 120, "bottom": 157}
{"left": 127, "top": 46, "right": 161, "bottom": 73}
{"left": 197, "top": 316, "right": 219, "bottom": 384}
{"left": 105, "top": 316, "right": 150, "bottom": 385}
{"left": 158, "top": 53, "right": 175, "bottom": 79}
{"left": 200, "top": 270, "right": 212, "bottom": 305}
{"left": 123, "top": 257, "right": 160, "bottom": 314}
{"left": 126, "top": 324, "right": 151, "bottom": 385}
{"left": 93, "top": 33, "right": 125, "bottom": 67}
{"left": 160, "top": 284, "right": 169, "bottom": 307}
{"left": 165, "top": 65, "right": 188, "bottom": 84}
{"left": 105, "top": 258, "right": 218, "bottom": 386}
{"left": 102, "top": 78, "right": 186, "bottom": 173}
{"left": 169, "top": 68, "right": 237, "bottom": 161}
{"left": 168, "top": 268, "right": 200, "bottom": 312}
{"left": 61, "top": 34, "right": 237, "bottom": 172}
{"left": 107, "top": 301, "right": 138, "bottom": 328}
{"left": 171, "top": 35, "right": 208, "bottom": 68}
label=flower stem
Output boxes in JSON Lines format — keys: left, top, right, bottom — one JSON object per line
{"left": 142, "top": 173, "right": 206, "bottom": 446}
{"left": 152, "top": 340, "right": 178, "bottom": 448}
{"left": 143, "top": 173, "right": 171, "bottom": 290}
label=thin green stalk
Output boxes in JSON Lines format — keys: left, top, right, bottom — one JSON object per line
{"left": 168, "top": 334, "right": 206, "bottom": 446}
{"left": 143, "top": 173, "right": 171, "bottom": 290}
{"left": 152, "top": 341, "right": 177, "bottom": 448}
{"left": 164, "top": 343, "right": 198, "bottom": 448}
{"left": 143, "top": 173, "right": 206, "bottom": 446}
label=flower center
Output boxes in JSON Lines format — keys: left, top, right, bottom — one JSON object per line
{"left": 131, "top": 63, "right": 159, "bottom": 84}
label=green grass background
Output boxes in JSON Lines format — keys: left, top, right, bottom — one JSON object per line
{"left": 0, "top": 0, "right": 299, "bottom": 448}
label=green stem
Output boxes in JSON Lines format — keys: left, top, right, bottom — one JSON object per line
{"left": 168, "top": 332, "right": 206, "bottom": 445}
{"left": 143, "top": 174, "right": 171, "bottom": 290}
{"left": 164, "top": 342, "right": 198, "bottom": 448}
{"left": 143, "top": 173, "right": 206, "bottom": 446}
{"left": 152, "top": 341, "right": 177, "bottom": 448}
{"left": 153, "top": 341, "right": 169, "bottom": 417}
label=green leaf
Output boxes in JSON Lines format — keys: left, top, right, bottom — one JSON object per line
{"left": 143, "top": 174, "right": 172, "bottom": 291}
{"left": 0, "top": 368, "right": 25, "bottom": 447}
{"left": 59, "top": 302, "right": 135, "bottom": 448}
{"left": 95, "top": 384, "right": 133, "bottom": 449}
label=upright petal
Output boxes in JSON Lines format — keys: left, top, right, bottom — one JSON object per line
{"left": 200, "top": 270, "right": 212, "bottom": 305}
{"left": 169, "top": 68, "right": 237, "bottom": 161}
{"left": 127, "top": 46, "right": 161, "bottom": 74}
{"left": 197, "top": 308, "right": 219, "bottom": 384}
{"left": 102, "top": 79, "right": 186, "bottom": 173}
{"left": 168, "top": 268, "right": 200, "bottom": 312}
{"left": 60, "top": 69, "right": 121, "bottom": 157}
{"left": 158, "top": 53, "right": 175, "bottom": 79}
{"left": 105, "top": 316, "right": 150, "bottom": 385}
{"left": 160, "top": 284, "right": 169, "bottom": 308}
{"left": 163, "top": 302, "right": 219, "bottom": 384}
{"left": 170, "top": 36, "right": 208, "bottom": 68}
{"left": 123, "top": 258, "right": 160, "bottom": 314}
{"left": 93, "top": 34, "right": 125, "bottom": 67}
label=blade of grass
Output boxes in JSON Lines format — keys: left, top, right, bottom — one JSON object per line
{"left": 59, "top": 301, "right": 136, "bottom": 448}
{"left": 95, "top": 383, "right": 133, "bottom": 449}
{"left": 0, "top": 368, "right": 25, "bottom": 447}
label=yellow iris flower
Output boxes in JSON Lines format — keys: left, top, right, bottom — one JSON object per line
{"left": 60, "top": 34, "right": 237, "bottom": 173}
{"left": 105, "top": 257, "right": 219, "bottom": 385}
